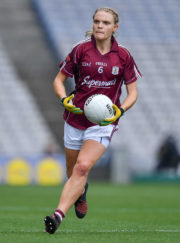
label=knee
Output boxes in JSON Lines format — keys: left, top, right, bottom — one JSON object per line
{"left": 74, "top": 161, "right": 90, "bottom": 177}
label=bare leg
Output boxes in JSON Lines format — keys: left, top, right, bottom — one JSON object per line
{"left": 65, "top": 148, "right": 79, "bottom": 178}
{"left": 57, "top": 139, "right": 106, "bottom": 214}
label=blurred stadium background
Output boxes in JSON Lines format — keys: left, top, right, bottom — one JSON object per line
{"left": 0, "top": 0, "right": 180, "bottom": 185}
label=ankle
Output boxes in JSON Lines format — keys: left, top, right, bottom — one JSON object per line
{"left": 54, "top": 209, "right": 65, "bottom": 222}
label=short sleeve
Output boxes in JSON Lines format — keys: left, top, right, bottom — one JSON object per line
{"left": 59, "top": 44, "right": 82, "bottom": 78}
{"left": 123, "top": 54, "right": 142, "bottom": 85}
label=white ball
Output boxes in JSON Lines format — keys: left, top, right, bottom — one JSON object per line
{"left": 84, "top": 94, "right": 114, "bottom": 124}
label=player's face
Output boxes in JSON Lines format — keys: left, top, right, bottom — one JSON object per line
{"left": 93, "top": 11, "right": 118, "bottom": 41}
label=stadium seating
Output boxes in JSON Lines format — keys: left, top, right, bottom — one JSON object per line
{"left": 0, "top": 37, "right": 57, "bottom": 155}
{"left": 31, "top": 0, "right": 180, "bottom": 55}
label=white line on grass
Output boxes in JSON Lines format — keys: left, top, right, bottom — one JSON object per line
{"left": 92, "top": 208, "right": 180, "bottom": 213}
{"left": 1, "top": 206, "right": 180, "bottom": 213}
{"left": 0, "top": 229, "right": 180, "bottom": 233}
{"left": 61, "top": 229, "right": 180, "bottom": 233}
{"left": 0, "top": 206, "right": 52, "bottom": 211}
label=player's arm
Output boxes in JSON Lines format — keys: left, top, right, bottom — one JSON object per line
{"left": 121, "top": 81, "right": 138, "bottom": 112}
{"left": 53, "top": 71, "right": 83, "bottom": 114}
{"left": 100, "top": 81, "right": 138, "bottom": 126}
{"left": 53, "top": 71, "right": 67, "bottom": 99}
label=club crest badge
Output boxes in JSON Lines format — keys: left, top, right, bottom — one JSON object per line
{"left": 112, "top": 66, "right": 119, "bottom": 75}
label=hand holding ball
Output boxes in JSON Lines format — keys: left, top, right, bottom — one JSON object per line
{"left": 84, "top": 94, "right": 124, "bottom": 126}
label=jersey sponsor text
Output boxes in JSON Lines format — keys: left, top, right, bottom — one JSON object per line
{"left": 82, "top": 75, "right": 117, "bottom": 88}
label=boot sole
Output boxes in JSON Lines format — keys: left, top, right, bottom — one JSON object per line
{"left": 44, "top": 216, "right": 57, "bottom": 234}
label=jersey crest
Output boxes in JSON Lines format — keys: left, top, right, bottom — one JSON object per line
{"left": 112, "top": 66, "right": 119, "bottom": 75}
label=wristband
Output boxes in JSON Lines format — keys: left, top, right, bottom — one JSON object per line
{"left": 120, "top": 107, "right": 125, "bottom": 116}
{"left": 60, "top": 97, "right": 66, "bottom": 105}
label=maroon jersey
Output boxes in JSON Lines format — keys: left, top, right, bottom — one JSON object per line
{"left": 60, "top": 35, "right": 141, "bottom": 129}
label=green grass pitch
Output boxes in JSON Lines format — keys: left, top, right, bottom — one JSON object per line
{"left": 0, "top": 183, "right": 180, "bottom": 243}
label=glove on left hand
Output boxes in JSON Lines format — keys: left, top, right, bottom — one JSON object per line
{"left": 99, "top": 104, "right": 124, "bottom": 126}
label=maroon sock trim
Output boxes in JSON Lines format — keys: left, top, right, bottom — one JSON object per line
{"left": 55, "top": 209, "right": 65, "bottom": 218}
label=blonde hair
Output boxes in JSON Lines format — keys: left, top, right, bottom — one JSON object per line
{"left": 85, "top": 7, "right": 119, "bottom": 37}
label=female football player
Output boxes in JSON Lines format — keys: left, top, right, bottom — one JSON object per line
{"left": 44, "top": 7, "right": 141, "bottom": 234}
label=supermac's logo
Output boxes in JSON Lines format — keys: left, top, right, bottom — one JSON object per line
{"left": 81, "top": 76, "right": 116, "bottom": 88}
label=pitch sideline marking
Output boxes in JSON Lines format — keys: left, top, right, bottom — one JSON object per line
{"left": 1, "top": 206, "right": 180, "bottom": 213}
{"left": 0, "top": 229, "right": 180, "bottom": 233}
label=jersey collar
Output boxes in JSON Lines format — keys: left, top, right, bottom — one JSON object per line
{"left": 91, "top": 35, "right": 119, "bottom": 53}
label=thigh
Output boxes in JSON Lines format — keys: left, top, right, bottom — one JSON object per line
{"left": 65, "top": 148, "right": 80, "bottom": 177}
{"left": 77, "top": 139, "right": 106, "bottom": 171}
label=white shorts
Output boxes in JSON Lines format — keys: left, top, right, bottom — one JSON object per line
{"left": 64, "top": 122, "right": 118, "bottom": 150}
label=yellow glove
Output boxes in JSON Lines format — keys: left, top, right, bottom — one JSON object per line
{"left": 61, "top": 94, "right": 83, "bottom": 114}
{"left": 99, "top": 104, "right": 124, "bottom": 126}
